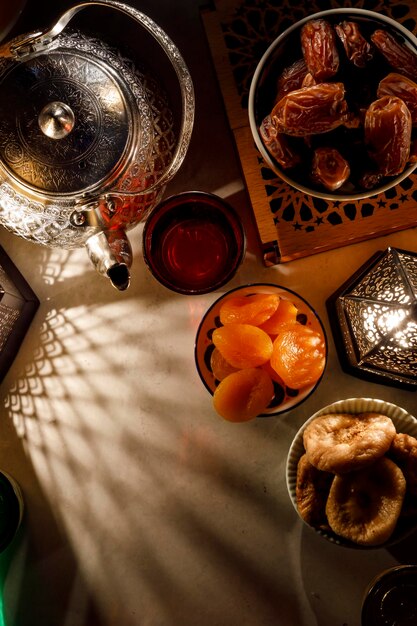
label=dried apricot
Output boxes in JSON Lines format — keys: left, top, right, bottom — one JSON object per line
{"left": 213, "top": 367, "right": 274, "bottom": 422}
{"left": 262, "top": 359, "right": 286, "bottom": 386}
{"left": 219, "top": 293, "right": 280, "bottom": 326}
{"left": 258, "top": 298, "right": 298, "bottom": 335}
{"left": 270, "top": 325, "right": 326, "bottom": 389}
{"left": 210, "top": 348, "right": 238, "bottom": 381}
{"left": 212, "top": 324, "right": 273, "bottom": 369}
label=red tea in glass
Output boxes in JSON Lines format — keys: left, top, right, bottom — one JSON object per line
{"left": 142, "top": 192, "right": 245, "bottom": 294}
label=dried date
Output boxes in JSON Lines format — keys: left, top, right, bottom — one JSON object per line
{"left": 271, "top": 83, "right": 348, "bottom": 136}
{"left": 377, "top": 72, "right": 417, "bottom": 125}
{"left": 335, "top": 21, "right": 374, "bottom": 68}
{"left": 301, "top": 72, "right": 317, "bottom": 88}
{"left": 371, "top": 30, "right": 417, "bottom": 82}
{"left": 409, "top": 138, "right": 417, "bottom": 163}
{"left": 365, "top": 95, "right": 412, "bottom": 176}
{"left": 276, "top": 58, "right": 308, "bottom": 102}
{"left": 358, "top": 170, "right": 383, "bottom": 190}
{"left": 260, "top": 115, "right": 301, "bottom": 168}
{"left": 301, "top": 19, "right": 339, "bottom": 81}
{"left": 312, "top": 147, "right": 350, "bottom": 191}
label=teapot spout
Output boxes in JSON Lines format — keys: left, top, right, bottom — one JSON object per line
{"left": 85, "top": 230, "right": 132, "bottom": 291}
{"left": 107, "top": 263, "right": 130, "bottom": 291}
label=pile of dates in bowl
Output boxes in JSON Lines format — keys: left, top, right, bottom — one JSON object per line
{"left": 249, "top": 8, "right": 417, "bottom": 200}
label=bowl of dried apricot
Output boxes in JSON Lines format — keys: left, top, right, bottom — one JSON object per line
{"left": 249, "top": 8, "right": 417, "bottom": 200}
{"left": 287, "top": 398, "right": 417, "bottom": 548}
{"left": 195, "top": 283, "right": 327, "bottom": 422}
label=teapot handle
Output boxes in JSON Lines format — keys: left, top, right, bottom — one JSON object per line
{"left": 5, "top": 0, "right": 195, "bottom": 196}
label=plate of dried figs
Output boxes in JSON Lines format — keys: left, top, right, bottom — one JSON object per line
{"left": 287, "top": 398, "right": 417, "bottom": 549}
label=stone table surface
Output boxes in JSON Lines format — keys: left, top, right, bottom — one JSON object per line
{"left": 0, "top": 1, "right": 416, "bottom": 625}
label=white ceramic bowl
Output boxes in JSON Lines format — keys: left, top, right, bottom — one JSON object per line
{"left": 286, "top": 398, "right": 417, "bottom": 548}
{"left": 194, "top": 283, "right": 327, "bottom": 416}
{"left": 248, "top": 8, "right": 417, "bottom": 200}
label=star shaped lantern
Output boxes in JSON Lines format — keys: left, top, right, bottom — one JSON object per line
{"left": 328, "top": 247, "right": 417, "bottom": 389}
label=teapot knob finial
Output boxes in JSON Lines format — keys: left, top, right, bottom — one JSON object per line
{"left": 38, "top": 101, "right": 75, "bottom": 140}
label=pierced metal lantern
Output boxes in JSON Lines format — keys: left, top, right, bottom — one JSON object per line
{"left": 327, "top": 247, "right": 417, "bottom": 389}
{"left": 0, "top": 246, "right": 39, "bottom": 383}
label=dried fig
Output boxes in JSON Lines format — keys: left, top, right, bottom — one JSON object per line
{"left": 388, "top": 432, "right": 417, "bottom": 497}
{"left": 303, "top": 412, "right": 396, "bottom": 474}
{"left": 325, "top": 457, "right": 406, "bottom": 546}
{"left": 296, "top": 454, "right": 333, "bottom": 530}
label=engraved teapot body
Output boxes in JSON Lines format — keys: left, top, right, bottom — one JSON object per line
{"left": 0, "top": 1, "right": 194, "bottom": 289}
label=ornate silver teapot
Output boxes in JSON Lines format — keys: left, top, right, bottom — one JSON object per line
{"left": 0, "top": 0, "right": 194, "bottom": 290}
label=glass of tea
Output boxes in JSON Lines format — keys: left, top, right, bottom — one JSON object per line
{"left": 361, "top": 565, "right": 417, "bottom": 626}
{"left": 0, "top": 470, "right": 24, "bottom": 552}
{"left": 142, "top": 191, "right": 246, "bottom": 295}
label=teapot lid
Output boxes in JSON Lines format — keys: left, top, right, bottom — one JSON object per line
{"left": 0, "top": 47, "right": 131, "bottom": 195}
